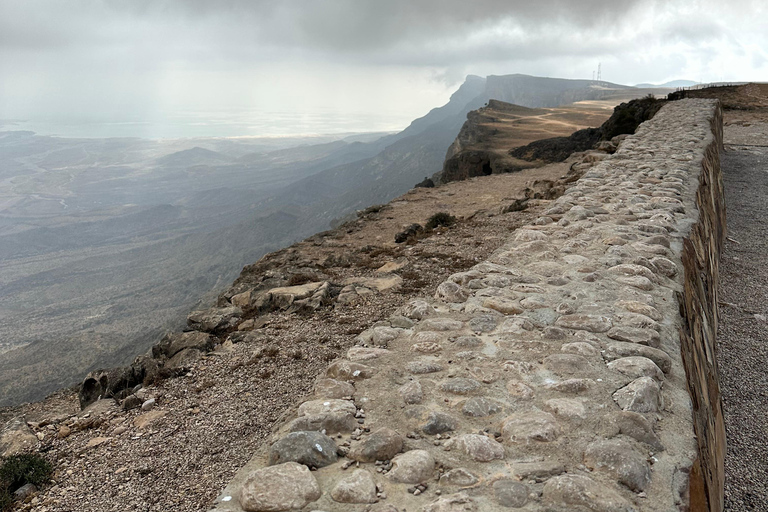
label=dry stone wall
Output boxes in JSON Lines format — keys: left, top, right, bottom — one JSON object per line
{"left": 211, "top": 98, "right": 724, "bottom": 512}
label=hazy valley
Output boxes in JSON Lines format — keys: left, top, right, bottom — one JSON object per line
{"left": 0, "top": 74, "right": 667, "bottom": 406}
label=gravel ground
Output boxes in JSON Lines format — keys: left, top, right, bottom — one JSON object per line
{"left": 718, "top": 141, "right": 768, "bottom": 511}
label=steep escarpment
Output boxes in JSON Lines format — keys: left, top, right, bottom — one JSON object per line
{"left": 438, "top": 95, "right": 667, "bottom": 185}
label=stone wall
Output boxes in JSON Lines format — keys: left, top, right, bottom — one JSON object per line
{"left": 677, "top": 103, "right": 726, "bottom": 511}
{"left": 212, "top": 98, "right": 725, "bottom": 512}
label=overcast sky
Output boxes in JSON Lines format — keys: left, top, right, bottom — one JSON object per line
{"left": 1, "top": 0, "right": 766, "bottom": 137}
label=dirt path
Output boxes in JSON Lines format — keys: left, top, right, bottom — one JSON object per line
{"left": 718, "top": 131, "right": 768, "bottom": 510}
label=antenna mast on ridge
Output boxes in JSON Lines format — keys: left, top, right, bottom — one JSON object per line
{"left": 597, "top": 63, "right": 602, "bottom": 82}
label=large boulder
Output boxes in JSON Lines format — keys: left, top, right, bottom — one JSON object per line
{"left": 187, "top": 306, "right": 242, "bottom": 333}
{"left": 0, "top": 417, "right": 38, "bottom": 457}
{"left": 79, "top": 366, "right": 142, "bottom": 410}
{"left": 152, "top": 331, "right": 214, "bottom": 360}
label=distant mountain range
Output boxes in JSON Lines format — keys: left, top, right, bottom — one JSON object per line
{"left": 634, "top": 80, "right": 700, "bottom": 89}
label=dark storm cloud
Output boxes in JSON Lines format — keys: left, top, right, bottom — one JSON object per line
{"left": 1, "top": 0, "right": 646, "bottom": 61}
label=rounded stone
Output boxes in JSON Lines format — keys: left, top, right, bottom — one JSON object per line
{"left": 612, "top": 376, "right": 662, "bottom": 413}
{"left": 403, "top": 300, "right": 435, "bottom": 319}
{"left": 542, "top": 474, "right": 635, "bottom": 512}
{"left": 422, "top": 492, "right": 477, "bottom": 512}
{"left": 435, "top": 282, "right": 469, "bottom": 303}
{"left": 607, "top": 327, "right": 661, "bottom": 348}
{"left": 501, "top": 411, "right": 560, "bottom": 444}
{"left": 407, "top": 360, "right": 444, "bottom": 374}
{"left": 462, "top": 397, "right": 502, "bottom": 417}
{"left": 314, "top": 378, "right": 355, "bottom": 399}
{"left": 388, "top": 449, "right": 435, "bottom": 483}
{"left": 455, "top": 434, "right": 505, "bottom": 462}
{"left": 238, "top": 462, "right": 321, "bottom": 512}
{"left": 421, "top": 411, "right": 458, "bottom": 435}
{"left": 348, "top": 427, "right": 403, "bottom": 462}
{"left": 506, "top": 380, "right": 535, "bottom": 400}
{"left": 268, "top": 431, "right": 338, "bottom": 468}
{"left": 543, "top": 354, "right": 591, "bottom": 376}
{"left": 399, "top": 380, "right": 424, "bottom": 404}
{"left": 330, "top": 469, "right": 378, "bottom": 504}
{"left": 326, "top": 360, "right": 376, "bottom": 381}
{"left": 545, "top": 398, "right": 587, "bottom": 420}
{"left": 607, "top": 356, "right": 664, "bottom": 383}
{"left": 492, "top": 479, "right": 529, "bottom": 508}
{"left": 298, "top": 399, "right": 355, "bottom": 417}
{"left": 412, "top": 342, "right": 443, "bottom": 353}
{"left": 440, "top": 468, "right": 480, "bottom": 487}
{"left": 584, "top": 438, "right": 651, "bottom": 492}
{"left": 555, "top": 314, "right": 612, "bottom": 333}
{"left": 440, "top": 378, "right": 482, "bottom": 395}
{"left": 468, "top": 314, "right": 499, "bottom": 333}
{"left": 483, "top": 298, "right": 523, "bottom": 315}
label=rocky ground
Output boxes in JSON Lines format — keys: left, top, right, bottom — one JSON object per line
{"left": 0, "top": 150, "right": 600, "bottom": 511}
{"left": 210, "top": 99, "right": 717, "bottom": 512}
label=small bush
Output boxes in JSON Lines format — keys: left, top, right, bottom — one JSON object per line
{"left": 425, "top": 212, "right": 456, "bottom": 230}
{"left": 0, "top": 453, "right": 53, "bottom": 509}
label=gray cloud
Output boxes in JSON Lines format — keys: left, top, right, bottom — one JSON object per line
{"left": 1, "top": 0, "right": 766, "bottom": 133}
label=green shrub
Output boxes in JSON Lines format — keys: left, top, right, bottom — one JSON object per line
{"left": 425, "top": 212, "right": 456, "bottom": 230}
{"left": 0, "top": 453, "right": 53, "bottom": 494}
{"left": 0, "top": 486, "right": 11, "bottom": 512}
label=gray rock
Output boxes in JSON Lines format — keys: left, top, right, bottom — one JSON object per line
{"left": 141, "top": 398, "right": 155, "bottom": 411}
{"left": 603, "top": 411, "right": 665, "bottom": 451}
{"left": 165, "top": 348, "right": 202, "bottom": 370}
{"left": 238, "top": 462, "right": 321, "bottom": 512}
{"left": 545, "top": 398, "right": 587, "bottom": 420}
{"left": 388, "top": 449, "right": 435, "bottom": 483}
{"left": 407, "top": 361, "right": 445, "bottom": 374}
{"left": 492, "top": 479, "right": 529, "bottom": 508}
{"left": 268, "top": 431, "right": 338, "bottom": 468}
{"left": 422, "top": 492, "right": 477, "bottom": 512}
{"left": 453, "top": 336, "right": 482, "bottom": 347}
{"left": 542, "top": 474, "right": 636, "bottom": 512}
{"left": 440, "top": 378, "right": 482, "bottom": 395}
{"left": 545, "top": 379, "right": 591, "bottom": 394}
{"left": 435, "top": 281, "right": 469, "bottom": 303}
{"left": 420, "top": 318, "right": 464, "bottom": 331}
{"left": 543, "top": 354, "right": 591, "bottom": 376}
{"left": 314, "top": 378, "right": 355, "bottom": 399}
{"left": 153, "top": 331, "right": 214, "bottom": 359}
{"left": 607, "top": 327, "right": 661, "bottom": 348}
{"left": 13, "top": 483, "right": 38, "bottom": 500}
{"left": 187, "top": 306, "right": 241, "bottom": 333}
{"left": 348, "top": 428, "right": 403, "bottom": 462}
{"left": 604, "top": 342, "right": 672, "bottom": 373}
{"left": 0, "top": 417, "right": 38, "bottom": 457}
{"left": 121, "top": 395, "right": 142, "bottom": 411}
{"left": 468, "top": 315, "right": 499, "bottom": 333}
{"left": 584, "top": 439, "right": 651, "bottom": 491}
{"left": 555, "top": 314, "right": 612, "bottom": 333}
{"left": 501, "top": 411, "right": 560, "bottom": 444}
{"left": 402, "top": 300, "right": 435, "bottom": 320}
{"left": 326, "top": 360, "right": 377, "bottom": 381}
{"left": 399, "top": 380, "right": 424, "bottom": 404}
{"left": 462, "top": 397, "right": 502, "bottom": 417}
{"left": 421, "top": 412, "right": 458, "bottom": 435}
{"left": 607, "top": 356, "right": 664, "bottom": 383}
{"left": 440, "top": 468, "right": 480, "bottom": 487}
{"left": 455, "top": 434, "right": 505, "bottom": 462}
{"left": 613, "top": 377, "right": 662, "bottom": 413}
{"left": 330, "top": 469, "right": 378, "bottom": 504}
